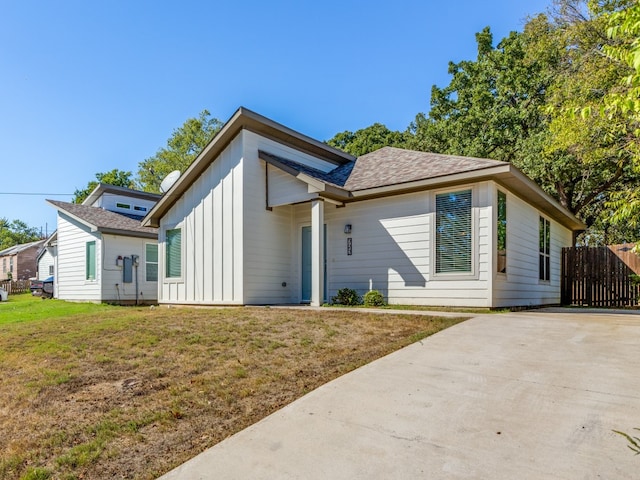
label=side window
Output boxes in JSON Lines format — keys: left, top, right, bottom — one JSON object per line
{"left": 497, "top": 190, "right": 507, "bottom": 273}
{"left": 86, "top": 241, "right": 96, "bottom": 281}
{"left": 48, "top": 265, "right": 54, "bottom": 276}
{"left": 435, "top": 189, "right": 472, "bottom": 274}
{"left": 539, "top": 217, "right": 550, "bottom": 281}
{"left": 146, "top": 243, "right": 158, "bottom": 282}
{"left": 165, "top": 228, "right": 182, "bottom": 279}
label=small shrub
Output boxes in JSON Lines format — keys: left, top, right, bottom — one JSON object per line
{"left": 363, "top": 290, "right": 386, "bottom": 307}
{"left": 331, "top": 288, "right": 362, "bottom": 306}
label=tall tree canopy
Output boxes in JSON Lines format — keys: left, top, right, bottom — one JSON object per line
{"left": 0, "top": 218, "right": 42, "bottom": 251}
{"left": 72, "top": 169, "right": 136, "bottom": 204}
{"left": 137, "top": 110, "right": 223, "bottom": 193}
{"left": 326, "top": 123, "right": 409, "bottom": 157}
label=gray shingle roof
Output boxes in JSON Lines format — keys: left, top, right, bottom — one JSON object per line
{"left": 47, "top": 200, "right": 158, "bottom": 238}
{"left": 343, "top": 147, "right": 506, "bottom": 191}
{"left": 262, "top": 146, "right": 507, "bottom": 193}
{"left": 0, "top": 239, "right": 46, "bottom": 256}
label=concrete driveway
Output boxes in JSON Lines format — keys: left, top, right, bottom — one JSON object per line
{"left": 159, "top": 309, "right": 640, "bottom": 479}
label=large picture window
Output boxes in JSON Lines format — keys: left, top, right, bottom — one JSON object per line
{"left": 146, "top": 243, "right": 158, "bottom": 282}
{"left": 435, "top": 189, "right": 472, "bottom": 274}
{"left": 165, "top": 228, "right": 182, "bottom": 279}
{"left": 86, "top": 241, "right": 96, "bottom": 281}
{"left": 539, "top": 217, "right": 550, "bottom": 281}
{"left": 497, "top": 190, "right": 507, "bottom": 273}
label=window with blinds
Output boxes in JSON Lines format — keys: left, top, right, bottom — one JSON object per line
{"left": 539, "top": 217, "right": 550, "bottom": 281}
{"left": 146, "top": 243, "right": 158, "bottom": 282}
{"left": 165, "top": 229, "right": 182, "bottom": 278}
{"left": 86, "top": 241, "right": 96, "bottom": 281}
{"left": 435, "top": 189, "right": 472, "bottom": 274}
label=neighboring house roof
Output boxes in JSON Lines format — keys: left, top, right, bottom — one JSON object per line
{"left": 46, "top": 200, "right": 158, "bottom": 239}
{"left": 36, "top": 231, "right": 58, "bottom": 263}
{"left": 0, "top": 239, "right": 46, "bottom": 257}
{"left": 83, "top": 183, "right": 162, "bottom": 206}
{"left": 142, "top": 107, "right": 585, "bottom": 232}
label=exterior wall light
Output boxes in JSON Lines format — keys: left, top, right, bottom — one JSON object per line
{"left": 344, "top": 224, "right": 352, "bottom": 234}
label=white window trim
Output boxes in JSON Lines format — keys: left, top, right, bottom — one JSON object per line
{"left": 85, "top": 240, "right": 98, "bottom": 283}
{"left": 431, "top": 185, "right": 479, "bottom": 280}
{"left": 144, "top": 242, "right": 159, "bottom": 283}
{"left": 163, "top": 224, "right": 184, "bottom": 283}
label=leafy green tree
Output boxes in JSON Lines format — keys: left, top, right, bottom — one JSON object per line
{"left": 595, "top": 1, "right": 640, "bottom": 233}
{"left": 408, "top": 5, "right": 639, "bottom": 243}
{"left": 72, "top": 169, "right": 137, "bottom": 204}
{"left": 326, "top": 123, "right": 409, "bottom": 156}
{"left": 0, "top": 218, "right": 42, "bottom": 250}
{"left": 137, "top": 110, "right": 223, "bottom": 193}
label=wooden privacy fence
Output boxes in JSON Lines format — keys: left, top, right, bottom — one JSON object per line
{"left": 0, "top": 280, "right": 31, "bottom": 294}
{"left": 561, "top": 245, "right": 640, "bottom": 307}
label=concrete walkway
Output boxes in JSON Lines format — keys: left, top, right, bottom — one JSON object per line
{"left": 159, "top": 309, "right": 640, "bottom": 479}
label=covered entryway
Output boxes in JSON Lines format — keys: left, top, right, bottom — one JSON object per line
{"left": 301, "top": 225, "right": 327, "bottom": 303}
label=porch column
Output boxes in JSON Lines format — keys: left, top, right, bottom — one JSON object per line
{"left": 311, "top": 199, "right": 324, "bottom": 307}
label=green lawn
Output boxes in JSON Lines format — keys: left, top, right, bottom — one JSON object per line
{"left": 0, "top": 293, "right": 120, "bottom": 325}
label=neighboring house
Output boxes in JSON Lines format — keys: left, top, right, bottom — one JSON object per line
{"left": 0, "top": 239, "right": 46, "bottom": 281}
{"left": 46, "top": 184, "right": 161, "bottom": 304}
{"left": 142, "top": 107, "right": 585, "bottom": 308}
{"left": 36, "top": 231, "right": 57, "bottom": 280}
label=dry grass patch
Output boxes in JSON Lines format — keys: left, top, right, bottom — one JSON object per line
{"left": 0, "top": 298, "right": 467, "bottom": 479}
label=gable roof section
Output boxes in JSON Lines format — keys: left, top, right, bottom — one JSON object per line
{"left": 0, "top": 239, "right": 46, "bottom": 257}
{"left": 142, "top": 107, "right": 355, "bottom": 227}
{"left": 83, "top": 183, "right": 162, "bottom": 206}
{"left": 47, "top": 200, "right": 158, "bottom": 238}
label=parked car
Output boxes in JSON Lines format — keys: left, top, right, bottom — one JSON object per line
{"left": 31, "top": 276, "right": 54, "bottom": 298}
{"left": 0, "top": 287, "right": 7, "bottom": 302}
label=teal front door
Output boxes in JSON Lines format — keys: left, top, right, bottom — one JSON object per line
{"left": 301, "top": 225, "right": 327, "bottom": 303}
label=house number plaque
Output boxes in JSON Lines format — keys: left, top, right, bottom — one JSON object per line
{"left": 347, "top": 237, "right": 353, "bottom": 256}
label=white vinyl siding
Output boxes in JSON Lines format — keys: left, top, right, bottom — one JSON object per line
{"left": 158, "top": 134, "right": 244, "bottom": 304}
{"left": 55, "top": 213, "right": 102, "bottom": 301}
{"left": 492, "top": 185, "right": 572, "bottom": 307}
{"left": 292, "top": 182, "right": 492, "bottom": 308}
{"left": 243, "top": 131, "right": 335, "bottom": 304}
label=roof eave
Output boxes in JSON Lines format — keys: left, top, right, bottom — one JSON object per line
{"left": 97, "top": 227, "right": 158, "bottom": 239}
{"left": 349, "top": 164, "right": 585, "bottom": 231}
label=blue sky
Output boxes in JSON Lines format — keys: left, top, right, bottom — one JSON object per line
{"left": 1, "top": 0, "right": 551, "bottom": 234}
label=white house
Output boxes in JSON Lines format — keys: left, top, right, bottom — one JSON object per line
{"left": 142, "top": 107, "right": 585, "bottom": 308}
{"left": 47, "top": 184, "right": 160, "bottom": 304}
{"left": 36, "top": 231, "right": 57, "bottom": 280}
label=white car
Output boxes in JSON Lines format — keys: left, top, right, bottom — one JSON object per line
{"left": 0, "top": 287, "right": 7, "bottom": 302}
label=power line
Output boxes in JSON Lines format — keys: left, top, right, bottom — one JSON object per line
{"left": 0, "top": 192, "right": 73, "bottom": 196}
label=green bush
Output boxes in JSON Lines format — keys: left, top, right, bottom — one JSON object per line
{"left": 363, "top": 290, "right": 386, "bottom": 307}
{"left": 331, "top": 288, "right": 362, "bottom": 306}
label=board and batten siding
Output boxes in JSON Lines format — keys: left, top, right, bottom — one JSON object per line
{"left": 291, "top": 182, "right": 493, "bottom": 307}
{"left": 158, "top": 135, "right": 244, "bottom": 304}
{"left": 492, "top": 185, "right": 572, "bottom": 307}
{"left": 242, "top": 131, "right": 339, "bottom": 304}
{"left": 100, "top": 235, "right": 158, "bottom": 303}
{"left": 56, "top": 213, "right": 102, "bottom": 301}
